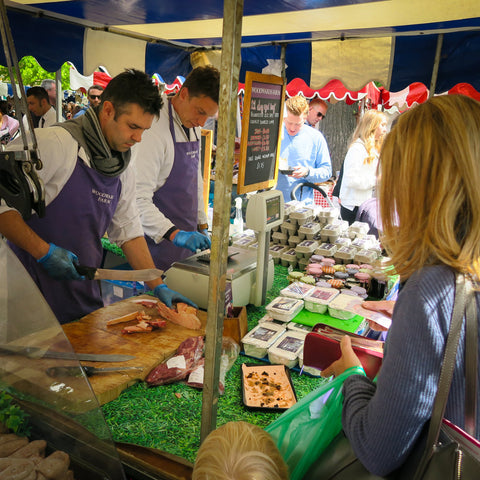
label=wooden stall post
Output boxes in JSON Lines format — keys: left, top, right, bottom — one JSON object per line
{"left": 200, "top": 0, "right": 244, "bottom": 442}
{"left": 200, "top": 129, "right": 213, "bottom": 216}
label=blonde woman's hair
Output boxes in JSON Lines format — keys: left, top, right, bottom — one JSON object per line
{"left": 350, "top": 109, "right": 387, "bottom": 164}
{"left": 285, "top": 95, "right": 309, "bottom": 116}
{"left": 192, "top": 421, "right": 289, "bottom": 480}
{"left": 379, "top": 94, "right": 480, "bottom": 281}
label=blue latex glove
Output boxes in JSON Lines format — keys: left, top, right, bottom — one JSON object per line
{"left": 200, "top": 228, "right": 211, "bottom": 240}
{"left": 172, "top": 230, "right": 211, "bottom": 252}
{"left": 37, "top": 243, "right": 84, "bottom": 281}
{"left": 154, "top": 284, "right": 198, "bottom": 309}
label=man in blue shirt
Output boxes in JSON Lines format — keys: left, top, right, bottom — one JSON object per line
{"left": 276, "top": 95, "right": 332, "bottom": 203}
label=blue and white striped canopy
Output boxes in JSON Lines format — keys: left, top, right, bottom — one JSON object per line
{"left": 3, "top": 0, "right": 480, "bottom": 93}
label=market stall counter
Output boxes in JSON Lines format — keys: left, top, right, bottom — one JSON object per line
{"left": 96, "top": 264, "right": 326, "bottom": 475}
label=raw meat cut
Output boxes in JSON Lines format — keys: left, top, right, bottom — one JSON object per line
{"left": 156, "top": 302, "right": 201, "bottom": 330}
{"left": 146, "top": 336, "right": 204, "bottom": 386}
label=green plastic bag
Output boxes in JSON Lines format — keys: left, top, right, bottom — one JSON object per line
{"left": 266, "top": 367, "right": 365, "bottom": 480}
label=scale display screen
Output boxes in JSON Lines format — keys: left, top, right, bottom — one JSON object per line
{"left": 266, "top": 196, "right": 281, "bottom": 224}
{"left": 245, "top": 190, "right": 284, "bottom": 232}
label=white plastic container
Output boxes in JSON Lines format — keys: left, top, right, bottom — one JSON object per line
{"left": 317, "top": 206, "right": 340, "bottom": 223}
{"left": 269, "top": 244, "right": 288, "bottom": 264}
{"left": 334, "top": 246, "right": 357, "bottom": 264}
{"left": 241, "top": 322, "right": 286, "bottom": 358}
{"left": 280, "top": 219, "right": 297, "bottom": 236}
{"left": 280, "top": 281, "right": 315, "bottom": 299}
{"left": 298, "top": 222, "right": 321, "bottom": 240}
{"left": 280, "top": 248, "right": 298, "bottom": 268}
{"left": 232, "top": 233, "right": 256, "bottom": 248}
{"left": 290, "top": 206, "right": 314, "bottom": 226}
{"left": 304, "top": 286, "right": 340, "bottom": 313}
{"left": 286, "top": 322, "right": 313, "bottom": 334}
{"left": 265, "top": 296, "right": 304, "bottom": 322}
{"left": 315, "top": 242, "right": 337, "bottom": 257}
{"left": 328, "top": 293, "right": 364, "bottom": 320}
{"left": 267, "top": 330, "right": 307, "bottom": 368}
{"left": 257, "top": 313, "right": 277, "bottom": 324}
{"left": 295, "top": 240, "right": 319, "bottom": 259}
{"left": 272, "top": 231, "right": 288, "bottom": 245}
{"left": 349, "top": 221, "right": 370, "bottom": 237}
{"left": 354, "top": 248, "right": 379, "bottom": 265}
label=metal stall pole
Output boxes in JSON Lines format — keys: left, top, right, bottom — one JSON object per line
{"left": 429, "top": 33, "right": 444, "bottom": 98}
{"left": 200, "top": 0, "right": 244, "bottom": 442}
{"left": 55, "top": 69, "right": 62, "bottom": 122}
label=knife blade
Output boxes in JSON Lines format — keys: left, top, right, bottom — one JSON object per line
{"left": 0, "top": 345, "right": 135, "bottom": 362}
{"left": 75, "top": 265, "right": 164, "bottom": 282}
{"left": 46, "top": 366, "right": 144, "bottom": 377}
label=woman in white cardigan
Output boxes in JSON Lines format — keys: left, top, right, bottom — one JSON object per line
{"left": 339, "top": 110, "right": 387, "bottom": 224}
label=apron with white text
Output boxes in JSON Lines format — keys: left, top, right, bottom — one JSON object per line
{"left": 10, "top": 158, "right": 121, "bottom": 324}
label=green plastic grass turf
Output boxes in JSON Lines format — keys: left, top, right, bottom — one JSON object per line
{"left": 101, "top": 264, "right": 329, "bottom": 464}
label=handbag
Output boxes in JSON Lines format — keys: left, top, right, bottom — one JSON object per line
{"left": 303, "top": 273, "right": 480, "bottom": 480}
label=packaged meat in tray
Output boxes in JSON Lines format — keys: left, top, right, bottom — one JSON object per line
{"left": 280, "top": 281, "right": 315, "bottom": 299}
{"left": 267, "top": 330, "right": 307, "bottom": 369}
{"left": 265, "top": 296, "right": 304, "bottom": 322}
{"left": 241, "top": 322, "right": 286, "bottom": 358}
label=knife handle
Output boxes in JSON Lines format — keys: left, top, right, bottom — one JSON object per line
{"left": 75, "top": 264, "right": 96, "bottom": 280}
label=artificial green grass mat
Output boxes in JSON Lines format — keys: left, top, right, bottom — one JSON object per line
{"left": 101, "top": 264, "right": 329, "bottom": 464}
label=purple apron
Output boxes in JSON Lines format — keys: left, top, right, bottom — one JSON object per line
{"left": 146, "top": 100, "right": 199, "bottom": 270}
{"left": 10, "top": 158, "right": 121, "bottom": 324}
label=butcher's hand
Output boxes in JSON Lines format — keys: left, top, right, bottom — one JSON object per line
{"left": 37, "top": 243, "right": 84, "bottom": 281}
{"left": 200, "top": 228, "right": 211, "bottom": 240}
{"left": 172, "top": 230, "right": 211, "bottom": 252}
{"left": 321, "top": 336, "right": 362, "bottom": 378}
{"left": 154, "top": 284, "right": 198, "bottom": 309}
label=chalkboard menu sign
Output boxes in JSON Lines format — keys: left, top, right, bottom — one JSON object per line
{"left": 237, "top": 72, "right": 285, "bottom": 194}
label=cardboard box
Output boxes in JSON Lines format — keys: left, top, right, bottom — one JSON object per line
{"left": 223, "top": 306, "right": 248, "bottom": 344}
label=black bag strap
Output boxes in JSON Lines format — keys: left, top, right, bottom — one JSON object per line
{"left": 465, "top": 285, "right": 478, "bottom": 436}
{"left": 414, "top": 273, "right": 477, "bottom": 479}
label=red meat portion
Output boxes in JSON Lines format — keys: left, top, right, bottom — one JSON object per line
{"left": 146, "top": 336, "right": 204, "bottom": 386}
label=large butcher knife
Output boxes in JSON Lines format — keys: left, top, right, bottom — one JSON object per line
{"left": 75, "top": 265, "right": 163, "bottom": 282}
{"left": 0, "top": 345, "right": 135, "bottom": 362}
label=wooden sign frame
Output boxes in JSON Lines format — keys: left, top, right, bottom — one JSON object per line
{"left": 237, "top": 72, "right": 285, "bottom": 194}
{"left": 201, "top": 129, "right": 213, "bottom": 215}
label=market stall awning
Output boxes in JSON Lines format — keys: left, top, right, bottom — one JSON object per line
{"left": 2, "top": 0, "right": 480, "bottom": 94}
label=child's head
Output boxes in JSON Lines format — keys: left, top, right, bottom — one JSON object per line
{"left": 192, "top": 421, "right": 289, "bottom": 480}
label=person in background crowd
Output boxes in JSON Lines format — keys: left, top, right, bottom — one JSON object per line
{"left": 0, "top": 69, "right": 195, "bottom": 325}
{"left": 192, "top": 421, "right": 289, "bottom": 480}
{"left": 305, "top": 97, "right": 328, "bottom": 127}
{"left": 319, "top": 95, "right": 480, "bottom": 476}
{"left": 276, "top": 95, "right": 332, "bottom": 203}
{"left": 24, "top": 86, "right": 60, "bottom": 129}
{"left": 74, "top": 84, "right": 105, "bottom": 118}
{"left": 0, "top": 100, "right": 19, "bottom": 143}
{"left": 40, "top": 78, "right": 57, "bottom": 107}
{"left": 338, "top": 109, "right": 387, "bottom": 224}
{"left": 132, "top": 66, "right": 219, "bottom": 270}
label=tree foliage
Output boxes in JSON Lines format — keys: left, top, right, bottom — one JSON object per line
{"left": 0, "top": 56, "right": 70, "bottom": 90}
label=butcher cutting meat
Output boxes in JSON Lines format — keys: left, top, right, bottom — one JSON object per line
{"left": 0, "top": 69, "right": 196, "bottom": 324}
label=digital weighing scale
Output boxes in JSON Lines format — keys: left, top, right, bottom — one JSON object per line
{"left": 164, "top": 190, "right": 284, "bottom": 310}
{"left": 164, "top": 246, "right": 274, "bottom": 310}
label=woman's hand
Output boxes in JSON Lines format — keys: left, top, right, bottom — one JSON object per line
{"left": 362, "top": 300, "right": 395, "bottom": 331}
{"left": 320, "top": 336, "right": 362, "bottom": 378}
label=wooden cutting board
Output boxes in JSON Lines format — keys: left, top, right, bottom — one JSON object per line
{"left": 62, "top": 295, "right": 207, "bottom": 406}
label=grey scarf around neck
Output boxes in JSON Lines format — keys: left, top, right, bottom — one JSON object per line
{"left": 57, "top": 107, "right": 130, "bottom": 177}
